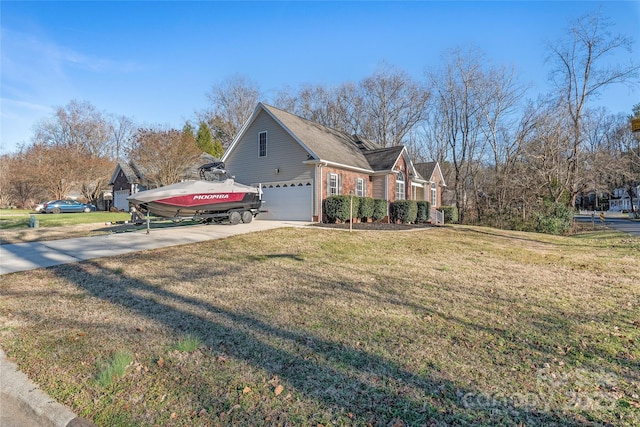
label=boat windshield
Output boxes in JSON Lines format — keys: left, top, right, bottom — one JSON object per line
{"left": 199, "top": 162, "right": 231, "bottom": 181}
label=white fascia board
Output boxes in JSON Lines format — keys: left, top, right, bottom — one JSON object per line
{"left": 221, "top": 103, "right": 264, "bottom": 162}
{"left": 108, "top": 164, "right": 123, "bottom": 185}
{"left": 303, "top": 159, "right": 373, "bottom": 174}
{"left": 434, "top": 162, "right": 447, "bottom": 187}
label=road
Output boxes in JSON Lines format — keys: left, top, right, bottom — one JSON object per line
{"left": 574, "top": 213, "right": 640, "bottom": 237}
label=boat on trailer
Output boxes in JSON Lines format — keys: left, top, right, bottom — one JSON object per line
{"left": 127, "top": 162, "right": 262, "bottom": 225}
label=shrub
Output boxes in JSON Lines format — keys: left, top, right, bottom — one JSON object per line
{"left": 533, "top": 202, "right": 574, "bottom": 235}
{"left": 358, "top": 197, "right": 375, "bottom": 221}
{"left": 416, "top": 201, "right": 431, "bottom": 223}
{"left": 391, "top": 200, "right": 418, "bottom": 224}
{"left": 440, "top": 206, "right": 459, "bottom": 223}
{"left": 324, "top": 195, "right": 359, "bottom": 223}
{"left": 372, "top": 199, "right": 387, "bottom": 221}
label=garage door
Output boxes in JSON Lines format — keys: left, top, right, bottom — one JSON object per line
{"left": 114, "top": 190, "right": 130, "bottom": 211}
{"left": 259, "top": 184, "right": 313, "bottom": 221}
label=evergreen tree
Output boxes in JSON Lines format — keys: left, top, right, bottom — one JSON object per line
{"left": 196, "top": 121, "right": 218, "bottom": 157}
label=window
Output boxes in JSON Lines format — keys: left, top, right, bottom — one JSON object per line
{"left": 431, "top": 182, "right": 437, "bottom": 206}
{"left": 356, "top": 177, "right": 365, "bottom": 197}
{"left": 328, "top": 173, "right": 340, "bottom": 196}
{"left": 396, "top": 171, "right": 405, "bottom": 200}
{"left": 258, "top": 131, "right": 267, "bottom": 157}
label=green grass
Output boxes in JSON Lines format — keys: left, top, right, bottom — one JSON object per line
{"left": 0, "top": 211, "right": 131, "bottom": 229}
{"left": 0, "top": 225, "right": 638, "bottom": 426}
{"left": 171, "top": 335, "right": 201, "bottom": 353}
{"left": 96, "top": 351, "right": 133, "bottom": 388}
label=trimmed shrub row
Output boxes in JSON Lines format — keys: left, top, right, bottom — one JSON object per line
{"left": 324, "top": 196, "right": 388, "bottom": 223}
{"left": 390, "top": 200, "right": 418, "bottom": 224}
{"left": 324, "top": 196, "right": 454, "bottom": 224}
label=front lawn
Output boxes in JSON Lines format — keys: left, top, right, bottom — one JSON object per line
{"left": 0, "top": 226, "right": 638, "bottom": 426}
{"left": 0, "top": 209, "right": 131, "bottom": 230}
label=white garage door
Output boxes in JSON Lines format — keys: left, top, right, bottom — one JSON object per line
{"left": 114, "top": 190, "right": 130, "bottom": 211}
{"left": 259, "top": 184, "right": 313, "bottom": 221}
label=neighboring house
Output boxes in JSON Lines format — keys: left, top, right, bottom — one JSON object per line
{"left": 609, "top": 185, "right": 640, "bottom": 213}
{"left": 109, "top": 153, "right": 217, "bottom": 211}
{"left": 222, "top": 103, "right": 443, "bottom": 222}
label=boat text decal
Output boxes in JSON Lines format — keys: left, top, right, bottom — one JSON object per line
{"left": 157, "top": 193, "right": 246, "bottom": 207}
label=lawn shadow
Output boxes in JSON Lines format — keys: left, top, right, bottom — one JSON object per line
{"left": 43, "top": 256, "right": 617, "bottom": 426}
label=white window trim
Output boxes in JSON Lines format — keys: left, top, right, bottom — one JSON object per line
{"left": 431, "top": 182, "right": 437, "bottom": 206}
{"left": 396, "top": 172, "right": 405, "bottom": 201}
{"left": 356, "top": 177, "right": 365, "bottom": 197}
{"left": 328, "top": 172, "right": 342, "bottom": 196}
{"left": 258, "top": 131, "right": 267, "bottom": 157}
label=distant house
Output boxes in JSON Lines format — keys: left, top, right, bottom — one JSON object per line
{"left": 109, "top": 153, "right": 217, "bottom": 211}
{"left": 222, "top": 103, "right": 444, "bottom": 221}
{"left": 609, "top": 185, "right": 640, "bottom": 213}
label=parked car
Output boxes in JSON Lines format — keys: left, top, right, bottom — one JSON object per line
{"left": 43, "top": 200, "right": 96, "bottom": 214}
{"left": 34, "top": 201, "right": 54, "bottom": 212}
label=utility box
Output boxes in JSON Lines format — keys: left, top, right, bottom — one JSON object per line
{"left": 29, "top": 214, "right": 40, "bottom": 228}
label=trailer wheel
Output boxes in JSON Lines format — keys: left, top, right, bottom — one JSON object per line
{"left": 229, "top": 211, "right": 241, "bottom": 225}
{"left": 241, "top": 211, "right": 253, "bottom": 223}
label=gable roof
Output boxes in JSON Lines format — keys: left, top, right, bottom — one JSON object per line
{"left": 109, "top": 161, "right": 140, "bottom": 185}
{"left": 414, "top": 162, "right": 446, "bottom": 186}
{"left": 363, "top": 146, "right": 406, "bottom": 172}
{"left": 226, "top": 102, "right": 419, "bottom": 174}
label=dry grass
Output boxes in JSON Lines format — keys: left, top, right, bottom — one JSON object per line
{"left": 0, "top": 223, "right": 113, "bottom": 244}
{"left": 0, "top": 225, "right": 639, "bottom": 426}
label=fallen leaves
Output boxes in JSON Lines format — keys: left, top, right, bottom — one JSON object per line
{"left": 274, "top": 384, "right": 284, "bottom": 396}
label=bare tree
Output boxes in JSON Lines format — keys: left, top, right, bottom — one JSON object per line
{"left": 29, "top": 100, "right": 116, "bottom": 205}
{"left": 274, "top": 83, "right": 355, "bottom": 132}
{"left": 358, "top": 63, "right": 429, "bottom": 147}
{"left": 20, "top": 143, "right": 79, "bottom": 201}
{"left": 477, "top": 65, "right": 531, "bottom": 226}
{"left": 274, "top": 65, "right": 429, "bottom": 148}
{"left": 546, "top": 9, "right": 640, "bottom": 207}
{"left": 34, "top": 99, "right": 112, "bottom": 157}
{"left": 525, "top": 100, "right": 569, "bottom": 203}
{"left": 109, "top": 114, "right": 136, "bottom": 160}
{"left": 206, "top": 75, "right": 262, "bottom": 148}
{"left": 425, "top": 47, "right": 487, "bottom": 223}
{"left": 127, "top": 127, "right": 201, "bottom": 187}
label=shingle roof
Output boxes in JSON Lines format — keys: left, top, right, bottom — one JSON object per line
{"left": 363, "top": 146, "right": 405, "bottom": 171}
{"left": 262, "top": 103, "right": 390, "bottom": 172}
{"left": 414, "top": 162, "right": 437, "bottom": 181}
{"left": 118, "top": 161, "right": 139, "bottom": 182}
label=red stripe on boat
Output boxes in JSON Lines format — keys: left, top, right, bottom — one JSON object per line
{"left": 156, "top": 193, "right": 246, "bottom": 207}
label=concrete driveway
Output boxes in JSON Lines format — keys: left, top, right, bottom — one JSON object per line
{"left": 0, "top": 220, "right": 309, "bottom": 275}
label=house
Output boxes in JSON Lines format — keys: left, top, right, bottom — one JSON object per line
{"left": 109, "top": 153, "right": 217, "bottom": 211}
{"left": 222, "top": 103, "right": 445, "bottom": 221}
{"left": 413, "top": 162, "right": 446, "bottom": 209}
{"left": 609, "top": 185, "right": 640, "bottom": 213}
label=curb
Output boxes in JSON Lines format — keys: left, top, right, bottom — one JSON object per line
{"left": 0, "top": 349, "right": 96, "bottom": 427}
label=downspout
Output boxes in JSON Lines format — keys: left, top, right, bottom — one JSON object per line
{"left": 317, "top": 162, "right": 328, "bottom": 222}
{"left": 385, "top": 175, "right": 389, "bottom": 222}
{"left": 316, "top": 163, "right": 322, "bottom": 222}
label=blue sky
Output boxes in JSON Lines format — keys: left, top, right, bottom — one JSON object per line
{"left": 1, "top": 1, "right": 639, "bottom": 155}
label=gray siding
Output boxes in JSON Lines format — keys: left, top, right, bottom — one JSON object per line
{"left": 225, "top": 110, "right": 315, "bottom": 186}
